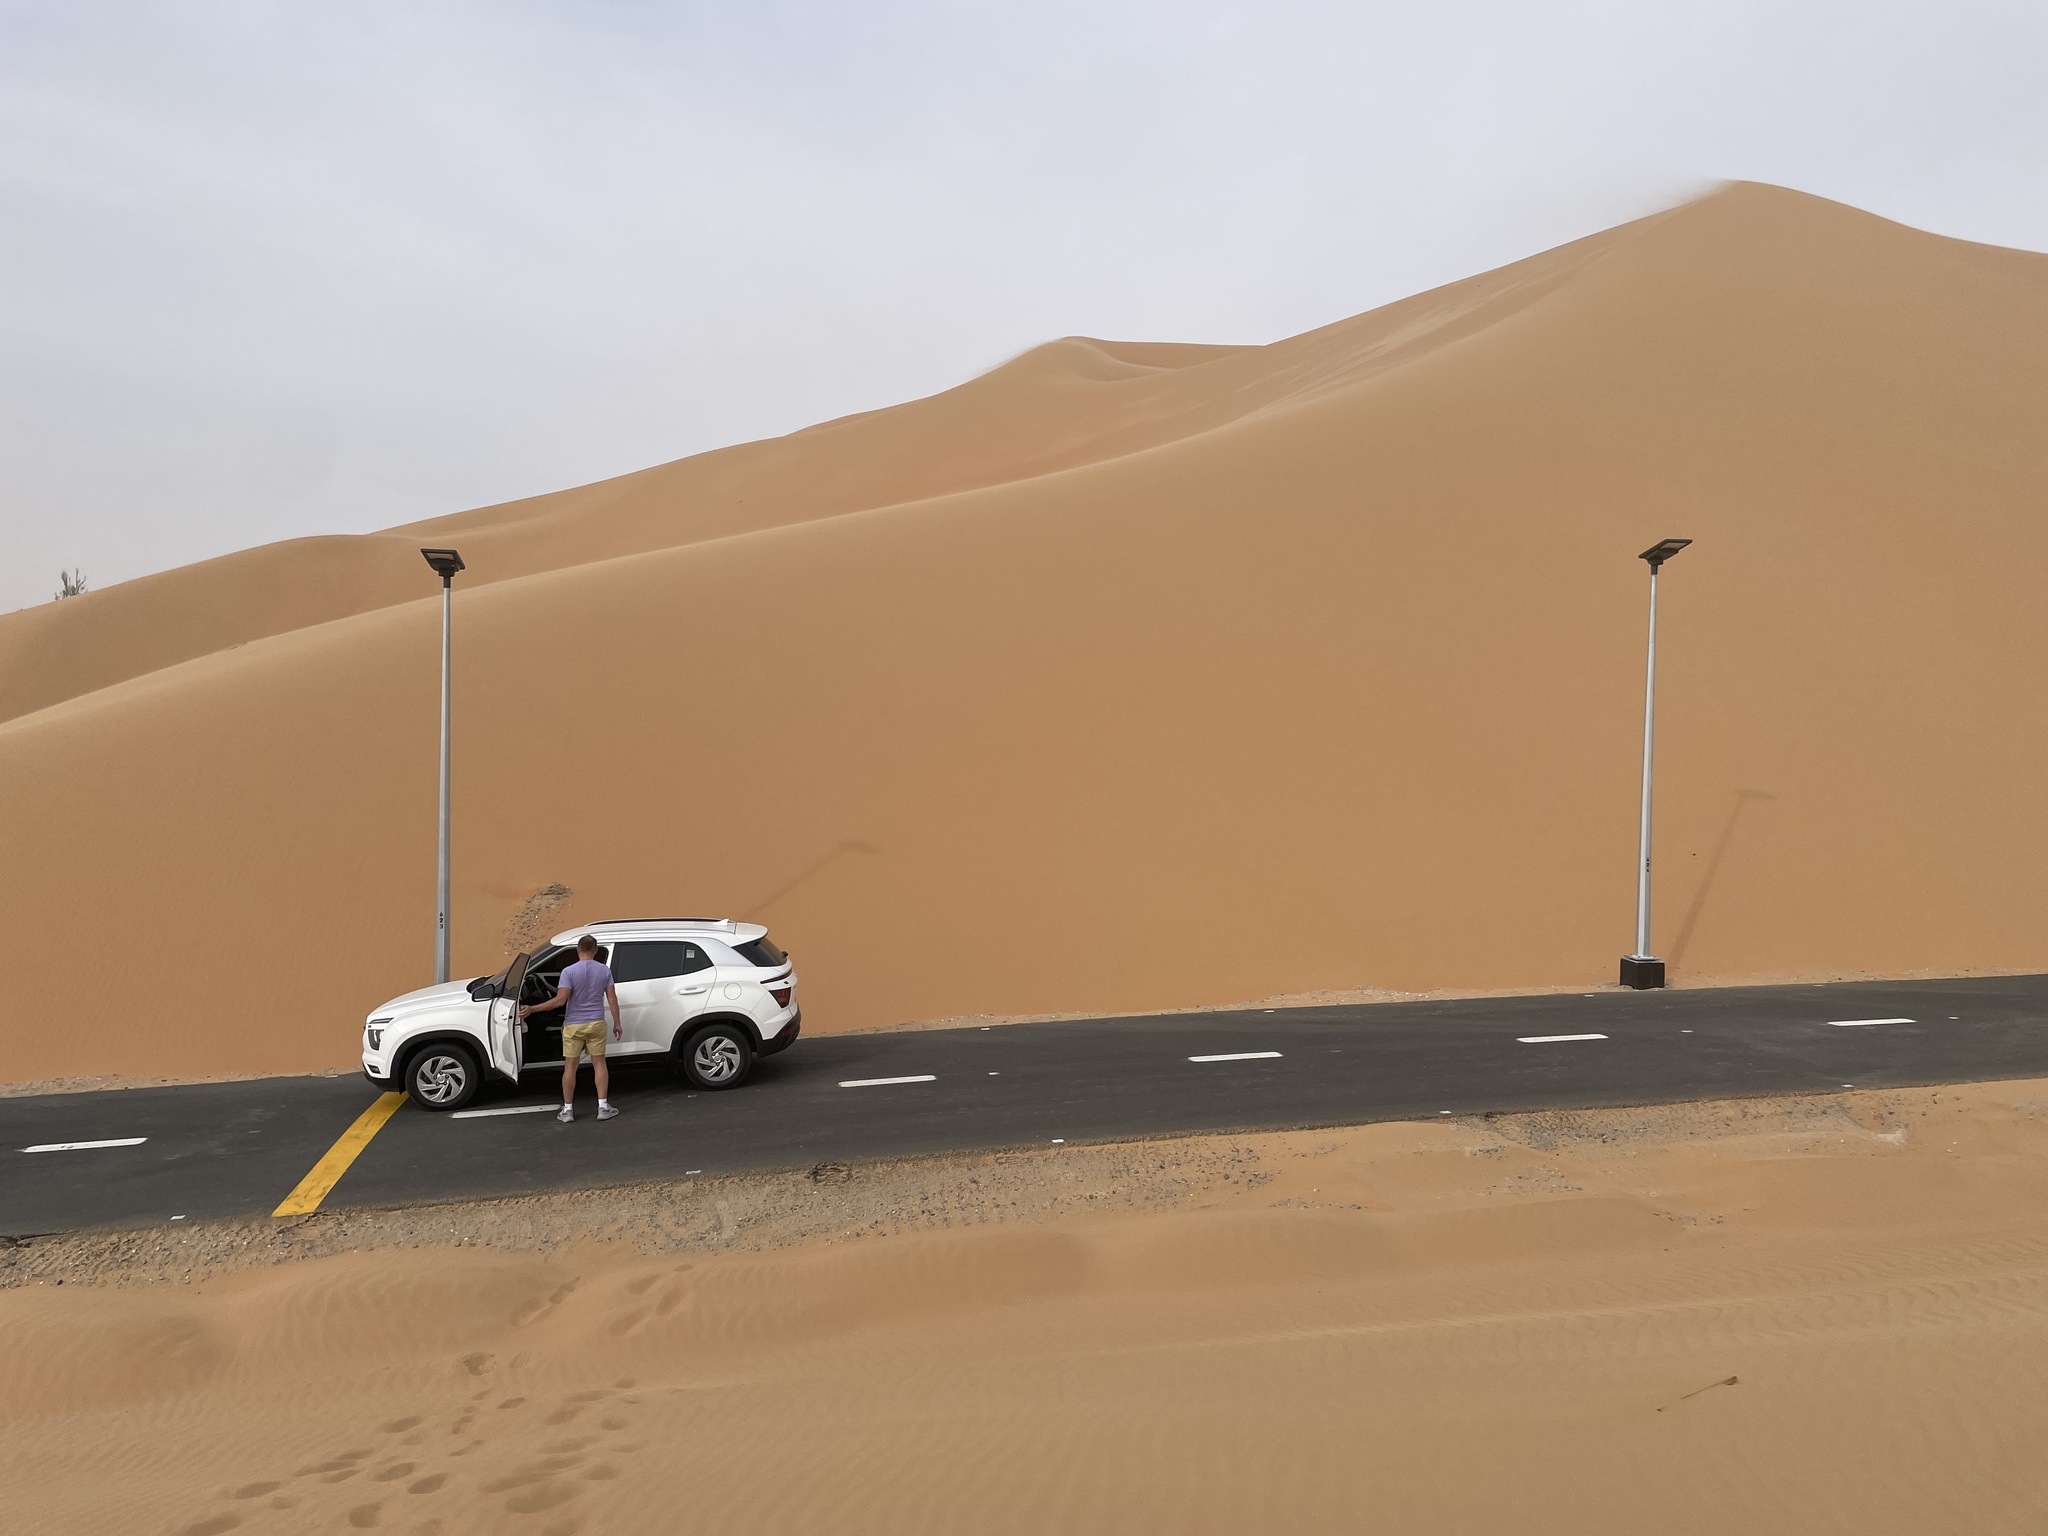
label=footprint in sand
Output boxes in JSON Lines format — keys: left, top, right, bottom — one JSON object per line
{"left": 297, "top": 1449, "right": 372, "bottom": 1478}
{"left": 373, "top": 1462, "right": 415, "bottom": 1482}
{"left": 409, "top": 1474, "right": 447, "bottom": 1495}
{"left": 504, "top": 1482, "right": 577, "bottom": 1515}
{"left": 178, "top": 1517, "right": 241, "bottom": 1536}
{"left": 345, "top": 1500, "right": 382, "bottom": 1528}
{"left": 482, "top": 1459, "right": 584, "bottom": 1497}
{"left": 545, "top": 1387, "right": 618, "bottom": 1425}
{"left": 652, "top": 1287, "right": 688, "bottom": 1318}
{"left": 497, "top": 1398, "right": 526, "bottom": 1410}
{"left": 231, "top": 1482, "right": 280, "bottom": 1499}
{"left": 512, "top": 1283, "right": 578, "bottom": 1326}
{"left": 381, "top": 1416, "right": 423, "bottom": 1434}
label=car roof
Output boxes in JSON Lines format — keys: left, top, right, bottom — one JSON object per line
{"left": 545, "top": 918, "right": 769, "bottom": 948}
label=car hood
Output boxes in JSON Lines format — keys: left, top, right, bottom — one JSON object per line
{"left": 367, "top": 978, "right": 482, "bottom": 1022}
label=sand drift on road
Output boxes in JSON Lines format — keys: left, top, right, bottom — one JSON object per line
{"left": 8, "top": 1080, "right": 2048, "bottom": 1535}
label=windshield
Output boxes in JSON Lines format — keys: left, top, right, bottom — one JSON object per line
{"left": 468, "top": 953, "right": 530, "bottom": 1000}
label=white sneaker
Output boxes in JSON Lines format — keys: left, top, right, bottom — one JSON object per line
{"left": 556, "top": 1105, "right": 574, "bottom": 1123}
{"left": 597, "top": 1104, "right": 620, "bottom": 1121}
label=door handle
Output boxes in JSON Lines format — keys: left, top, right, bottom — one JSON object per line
{"left": 681, "top": 985, "right": 709, "bottom": 994}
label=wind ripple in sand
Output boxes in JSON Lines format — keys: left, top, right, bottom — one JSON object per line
{"left": 9, "top": 1083, "right": 2048, "bottom": 1535}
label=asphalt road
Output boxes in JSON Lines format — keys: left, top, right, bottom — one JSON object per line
{"left": 9, "top": 973, "right": 2048, "bottom": 1237}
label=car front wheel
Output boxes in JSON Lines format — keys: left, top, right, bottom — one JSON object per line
{"left": 680, "top": 1023, "right": 753, "bottom": 1091}
{"left": 406, "top": 1044, "right": 481, "bottom": 1111}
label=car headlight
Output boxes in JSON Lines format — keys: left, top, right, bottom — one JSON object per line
{"left": 366, "top": 1019, "right": 391, "bottom": 1050}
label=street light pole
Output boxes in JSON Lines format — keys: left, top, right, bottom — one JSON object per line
{"left": 421, "top": 548, "right": 465, "bottom": 983}
{"left": 1621, "top": 538, "right": 1691, "bottom": 990}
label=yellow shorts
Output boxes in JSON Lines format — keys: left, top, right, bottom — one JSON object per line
{"left": 561, "top": 1020, "right": 608, "bottom": 1058}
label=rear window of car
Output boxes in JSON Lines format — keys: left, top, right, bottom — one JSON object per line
{"left": 733, "top": 937, "right": 786, "bottom": 968}
{"left": 610, "top": 941, "right": 712, "bottom": 983}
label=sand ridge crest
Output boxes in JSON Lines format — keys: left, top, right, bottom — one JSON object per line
{"left": 0, "top": 181, "right": 1908, "bottom": 725}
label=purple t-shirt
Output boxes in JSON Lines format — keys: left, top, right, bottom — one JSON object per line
{"left": 558, "top": 958, "right": 613, "bottom": 1024}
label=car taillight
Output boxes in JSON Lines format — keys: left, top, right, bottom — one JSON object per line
{"left": 769, "top": 986, "right": 792, "bottom": 1007}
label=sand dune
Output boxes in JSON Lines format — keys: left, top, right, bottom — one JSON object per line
{"left": 5, "top": 182, "right": 2048, "bottom": 1084}
{"left": 0, "top": 236, "right": 1606, "bottom": 726}
{"left": 8, "top": 1081, "right": 2048, "bottom": 1533}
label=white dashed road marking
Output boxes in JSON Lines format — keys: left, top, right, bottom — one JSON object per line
{"left": 1188, "top": 1051, "right": 1283, "bottom": 1063}
{"left": 451, "top": 1104, "right": 562, "bottom": 1119}
{"left": 1830, "top": 1018, "right": 1914, "bottom": 1028}
{"left": 1518, "top": 1034, "right": 1608, "bottom": 1044}
{"left": 839, "top": 1075, "right": 937, "bottom": 1088}
{"left": 21, "top": 1138, "right": 147, "bottom": 1153}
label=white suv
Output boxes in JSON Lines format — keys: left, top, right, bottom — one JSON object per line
{"left": 360, "top": 919, "right": 799, "bottom": 1112}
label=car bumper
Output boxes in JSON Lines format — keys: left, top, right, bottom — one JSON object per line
{"left": 362, "top": 1052, "right": 392, "bottom": 1083}
{"left": 758, "top": 1009, "right": 801, "bottom": 1056}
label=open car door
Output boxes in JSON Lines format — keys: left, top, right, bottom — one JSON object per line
{"left": 488, "top": 952, "right": 528, "bottom": 1083}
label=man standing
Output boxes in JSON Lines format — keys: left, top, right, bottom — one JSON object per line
{"left": 520, "top": 933, "right": 622, "bottom": 1122}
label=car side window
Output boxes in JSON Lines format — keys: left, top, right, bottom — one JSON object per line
{"left": 522, "top": 946, "right": 571, "bottom": 1004}
{"left": 610, "top": 941, "right": 711, "bottom": 984}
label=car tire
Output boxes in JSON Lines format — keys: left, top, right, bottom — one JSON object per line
{"left": 405, "top": 1043, "right": 482, "bottom": 1112}
{"left": 680, "top": 1023, "right": 753, "bottom": 1091}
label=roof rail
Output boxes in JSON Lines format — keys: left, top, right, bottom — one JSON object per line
{"left": 577, "top": 917, "right": 731, "bottom": 928}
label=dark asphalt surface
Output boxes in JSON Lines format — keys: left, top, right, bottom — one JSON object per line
{"left": 8, "top": 973, "right": 2048, "bottom": 1236}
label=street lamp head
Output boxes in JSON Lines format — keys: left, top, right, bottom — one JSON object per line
{"left": 1638, "top": 538, "right": 1692, "bottom": 571}
{"left": 420, "top": 547, "right": 465, "bottom": 583}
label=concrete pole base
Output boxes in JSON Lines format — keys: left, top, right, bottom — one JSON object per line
{"left": 1619, "top": 955, "right": 1667, "bottom": 989}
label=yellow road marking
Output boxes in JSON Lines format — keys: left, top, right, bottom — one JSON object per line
{"left": 273, "top": 1092, "right": 406, "bottom": 1217}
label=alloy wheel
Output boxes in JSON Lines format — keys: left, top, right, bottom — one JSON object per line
{"left": 413, "top": 1053, "right": 469, "bottom": 1105}
{"left": 692, "top": 1036, "right": 743, "bottom": 1083}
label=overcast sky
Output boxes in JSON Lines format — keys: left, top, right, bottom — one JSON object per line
{"left": 3, "top": 1, "right": 2043, "bottom": 612}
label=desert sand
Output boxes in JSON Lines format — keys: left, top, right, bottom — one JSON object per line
{"left": 5, "top": 181, "right": 2048, "bottom": 1084}
{"left": 8, "top": 1080, "right": 2048, "bottom": 1533}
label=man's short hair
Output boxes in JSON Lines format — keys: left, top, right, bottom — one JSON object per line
{"left": 576, "top": 934, "right": 599, "bottom": 955}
